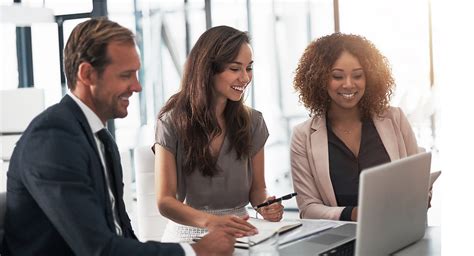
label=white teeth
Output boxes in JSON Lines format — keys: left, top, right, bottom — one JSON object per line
{"left": 339, "top": 92, "right": 356, "bottom": 99}
{"left": 232, "top": 86, "right": 245, "bottom": 92}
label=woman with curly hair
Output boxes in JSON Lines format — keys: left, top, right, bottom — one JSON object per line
{"left": 291, "top": 33, "right": 420, "bottom": 221}
{"left": 154, "top": 25, "right": 284, "bottom": 242}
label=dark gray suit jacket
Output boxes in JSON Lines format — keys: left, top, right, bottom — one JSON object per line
{"left": 2, "top": 95, "right": 184, "bottom": 255}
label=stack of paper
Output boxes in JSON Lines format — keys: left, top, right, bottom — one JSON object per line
{"left": 235, "top": 218, "right": 302, "bottom": 248}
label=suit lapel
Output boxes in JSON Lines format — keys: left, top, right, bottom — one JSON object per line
{"left": 308, "top": 116, "right": 338, "bottom": 206}
{"left": 61, "top": 95, "right": 117, "bottom": 231}
{"left": 373, "top": 116, "right": 400, "bottom": 161}
{"left": 306, "top": 112, "right": 401, "bottom": 207}
{"left": 61, "top": 95, "right": 102, "bottom": 158}
{"left": 62, "top": 95, "right": 132, "bottom": 235}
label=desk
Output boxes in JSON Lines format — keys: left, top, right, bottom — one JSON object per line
{"left": 234, "top": 220, "right": 440, "bottom": 256}
{"left": 393, "top": 226, "right": 440, "bottom": 255}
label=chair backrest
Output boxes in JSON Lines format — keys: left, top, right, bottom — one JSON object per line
{"left": 0, "top": 88, "right": 45, "bottom": 134}
{"left": 119, "top": 149, "right": 133, "bottom": 215}
{"left": 0, "top": 192, "right": 7, "bottom": 247}
{"left": 1, "top": 88, "right": 45, "bottom": 192}
{"left": 133, "top": 145, "right": 168, "bottom": 242}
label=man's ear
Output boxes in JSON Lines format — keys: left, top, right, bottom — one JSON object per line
{"left": 77, "top": 62, "right": 97, "bottom": 86}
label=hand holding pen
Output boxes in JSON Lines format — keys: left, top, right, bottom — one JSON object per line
{"left": 254, "top": 193, "right": 297, "bottom": 222}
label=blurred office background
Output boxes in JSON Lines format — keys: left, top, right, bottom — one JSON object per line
{"left": 2, "top": 0, "right": 473, "bottom": 247}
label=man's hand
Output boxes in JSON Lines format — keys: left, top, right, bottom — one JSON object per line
{"left": 191, "top": 230, "right": 235, "bottom": 256}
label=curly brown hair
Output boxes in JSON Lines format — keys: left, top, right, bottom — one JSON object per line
{"left": 293, "top": 33, "right": 394, "bottom": 119}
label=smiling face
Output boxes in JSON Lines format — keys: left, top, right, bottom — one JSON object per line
{"left": 213, "top": 43, "right": 253, "bottom": 104}
{"left": 327, "top": 51, "right": 366, "bottom": 113}
{"left": 91, "top": 42, "right": 142, "bottom": 123}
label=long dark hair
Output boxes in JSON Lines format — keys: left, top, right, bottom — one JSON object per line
{"left": 159, "top": 25, "right": 252, "bottom": 177}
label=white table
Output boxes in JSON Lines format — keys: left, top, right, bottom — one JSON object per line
{"left": 234, "top": 220, "right": 440, "bottom": 256}
{"left": 393, "top": 226, "right": 440, "bottom": 255}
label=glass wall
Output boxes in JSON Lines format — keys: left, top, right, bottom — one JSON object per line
{"left": 0, "top": 23, "right": 18, "bottom": 90}
{"left": 339, "top": 0, "right": 435, "bottom": 150}
{"left": 101, "top": 0, "right": 437, "bottom": 213}
{"left": 1, "top": 0, "right": 440, "bottom": 220}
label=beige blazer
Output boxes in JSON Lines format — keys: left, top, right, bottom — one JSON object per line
{"left": 290, "top": 107, "right": 419, "bottom": 220}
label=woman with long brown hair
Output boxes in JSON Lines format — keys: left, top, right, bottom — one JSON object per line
{"left": 154, "top": 25, "right": 283, "bottom": 242}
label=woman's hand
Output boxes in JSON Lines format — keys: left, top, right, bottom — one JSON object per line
{"left": 257, "top": 196, "right": 284, "bottom": 222}
{"left": 351, "top": 207, "right": 358, "bottom": 221}
{"left": 205, "top": 214, "right": 258, "bottom": 238}
{"left": 428, "top": 188, "right": 433, "bottom": 209}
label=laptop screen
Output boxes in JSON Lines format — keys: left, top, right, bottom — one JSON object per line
{"left": 356, "top": 152, "right": 431, "bottom": 255}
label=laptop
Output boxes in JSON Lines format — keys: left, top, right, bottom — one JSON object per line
{"left": 279, "top": 152, "right": 432, "bottom": 256}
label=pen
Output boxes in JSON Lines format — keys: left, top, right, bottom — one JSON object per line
{"left": 254, "top": 192, "right": 297, "bottom": 210}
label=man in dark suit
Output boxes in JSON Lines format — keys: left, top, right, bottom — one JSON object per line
{"left": 2, "top": 18, "right": 235, "bottom": 256}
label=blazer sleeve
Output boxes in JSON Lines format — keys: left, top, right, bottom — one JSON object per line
{"left": 395, "top": 108, "right": 434, "bottom": 200}
{"left": 21, "top": 118, "right": 184, "bottom": 256}
{"left": 397, "top": 108, "right": 420, "bottom": 155}
{"left": 290, "top": 123, "right": 344, "bottom": 220}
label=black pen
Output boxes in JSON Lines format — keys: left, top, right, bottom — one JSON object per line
{"left": 254, "top": 192, "right": 297, "bottom": 210}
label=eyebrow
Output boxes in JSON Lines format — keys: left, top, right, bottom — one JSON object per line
{"left": 331, "top": 68, "right": 364, "bottom": 72}
{"left": 120, "top": 69, "right": 137, "bottom": 74}
{"left": 229, "top": 61, "right": 254, "bottom": 65}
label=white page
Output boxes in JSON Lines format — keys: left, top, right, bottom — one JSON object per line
{"left": 278, "top": 220, "right": 339, "bottom": 246}
{"left": 236, "top": 218, "right": 302, "bottom": 245}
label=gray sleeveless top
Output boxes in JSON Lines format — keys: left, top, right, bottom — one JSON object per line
{"left": 154, "top": 108, "right": 269, "bottom": 210}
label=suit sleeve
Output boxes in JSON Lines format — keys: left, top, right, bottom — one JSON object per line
{"left": 20, "top": 119, "right": 185, "bottom": 256}
{"left": 290, "top": 123, "right": 344, "bottom": 220}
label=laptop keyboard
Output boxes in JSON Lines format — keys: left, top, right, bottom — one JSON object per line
{"left": 318, "top": 240, "right": 355, "bottom": 256}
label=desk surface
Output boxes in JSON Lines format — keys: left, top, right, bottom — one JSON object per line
{"left": 393, "top": 226, "right": 440, "bottom": 255}
{"left": 234, "top": 220, "right": 440, "bottom": 256}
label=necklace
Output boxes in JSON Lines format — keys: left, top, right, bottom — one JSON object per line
{"left": 332, "top": 122, "right": 362, "bottom": 135}
{"left": 334, "top": 126, "right": 352, "bottom": 134}
{"left": 339, "top": 129, "right": 352, "bottom": 134}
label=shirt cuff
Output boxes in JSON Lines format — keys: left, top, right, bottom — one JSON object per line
{"left": 180, "top": 243, "right": 196, "bottom": 256}
{"left": 340, "top": 206, "right": 354, "bottom": 221}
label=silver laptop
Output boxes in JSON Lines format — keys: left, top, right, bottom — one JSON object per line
{"left": 279, "top": 152, "right": 431, "bottom": 256}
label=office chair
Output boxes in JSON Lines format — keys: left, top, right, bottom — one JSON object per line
{"left": 119, "top": 149, "right": 134, "bottom": 215}
{"left": 1, "top": 88, "right": 45, "bottom": 192}
{"left": 133, "top": 145, "right": 168, "bottom": 241}
{"left": 0, "top": 191, "right": 7, "bottom": 248}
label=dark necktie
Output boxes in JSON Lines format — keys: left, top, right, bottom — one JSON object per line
{"left": 96, "top": 128, "right": 123, "bottom": 235}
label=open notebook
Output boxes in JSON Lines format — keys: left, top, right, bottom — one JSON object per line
{"left": 235, "top": 218, "right": 302, "bottom": 249}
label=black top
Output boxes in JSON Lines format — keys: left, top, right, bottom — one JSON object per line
{"left": 326, "top": 118, "right": 391, "bottom": 221}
